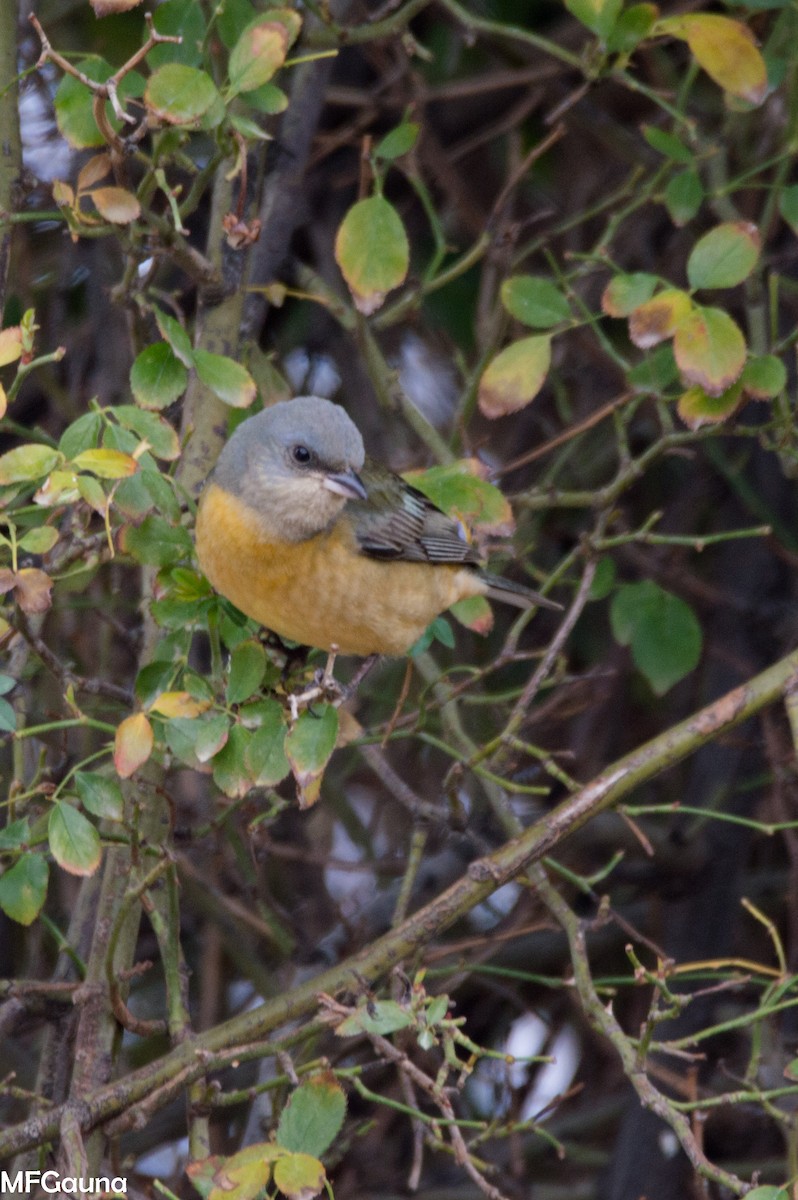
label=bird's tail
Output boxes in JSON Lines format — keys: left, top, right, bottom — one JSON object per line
{"left": 480, "top": 571, "right": 562, "bottom": 611}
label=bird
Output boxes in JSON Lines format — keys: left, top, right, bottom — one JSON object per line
{"left": 195, "top": 396, "right": 559, "bottom": 659}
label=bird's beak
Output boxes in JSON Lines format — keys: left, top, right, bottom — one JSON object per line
{"left": 322, "top": 468, "right": 367, "bottom": 501}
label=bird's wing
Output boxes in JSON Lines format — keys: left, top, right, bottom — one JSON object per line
{"left": 349, "top": 460, "right": 482, "bottom": 566}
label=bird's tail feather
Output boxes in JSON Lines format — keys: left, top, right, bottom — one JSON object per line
{"left": 480, "top": 572, "right": 562, "bottom": 611}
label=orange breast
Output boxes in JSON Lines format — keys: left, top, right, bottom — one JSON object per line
{"left": 195, "top": 483, "right": 482, "bottom": 655}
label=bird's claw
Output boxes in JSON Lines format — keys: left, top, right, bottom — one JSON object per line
{"left": 287, "top": 646, "right": 345, "bottom": 721}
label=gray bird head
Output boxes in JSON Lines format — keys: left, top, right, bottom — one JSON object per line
{"left": 212, "top": 396, "right": 367, "bottom": 542}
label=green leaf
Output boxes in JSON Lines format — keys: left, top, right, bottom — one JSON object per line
{"left": 0, "top": 673, "right": 15, "bottom": 695}
{"left": 564, "top": 0, "right": 623, "bottom": 39}
{"left": 115, "top": 406, "right": 181, "bottom": 460}
{"left": 240, "top": 82, "right": 289, "bottom": 113}
{"left": 272, "top": 1152, "right": 325, "bottom": 1200}
{"left": 610, "top": 580, "right": 702, "bottom": 695}
{"left": 121, "top": 515, "right": 193, "bottom": 567}
{"left": 673, "top": 305, "right": 746, "bottom": 396}
{"left": 145, "top": 65, "right": 221, "bottom": 126}
{"left": 276, "top": 1073, "right": 347, "bottom": 1157}
{"left": 217, "top": 0, "right": 256, "bottom": 46}
{"left": 605, "top": 3, "right": 658, "bottom": 51}
{"left": 54, "top": 57, "right": 113, "bottom": 149}
{"left": 687, "top": 221, "right": 760, "bottom": 290}
{"left": 18, "top": 526, "right": 59, "bottom": 554}
{"left": 664, "top": 169, "right": 703, "bottom": 226}
{"left": 478, "top": 335, "right": 551, "bottom": 418}
{"left": 589, "top": 556, "right": 617, "bottom": 600}
{"left": 149, "top": 0, "right": 207, "bottom": 67}
{"left": 194, "top": 350, "right": 257, "bottom": 408}
{"left": 779, "top": 184, "right": 798, "bottom": 236}
{"left": 0, "top": 854, "right": 49, "bottom": 925}
{"left": 335, "top": 998, "right": 414, "bottom": 1037}
{"left": 0, "top": 697, "right": 16, "bottom": 732}
{"left": 500, "top": 276, "right": 571, "bottom": 328}
{"left": 228, "top": 16, "right": 290, "bottom": 97}
{"left": 154, "top": 310, "right": 195, "bottom": 367}
{"left": 627, "top": 344, "right": 679, "bottom": 394}
{"left": 75, "top": 771, "right": 125, "bottom": 821}
{"left": 245, "top": 700, "right": 290, "bottom": 785}
{"left": 334, "top": 195, "right": 409, "bottom": 315}
{"left": 740, "top": 354, "right": 786, "bottom": 399}
{"left": 601, "top": 272, "right": 659, "bottom": 317}
{"left": 285, "top": 706, "right": 339, "bottom": 809}
{"left": 642, "top": 125, "right": 694, "bottom": 162}
{"left": 0, "top": 817, "right": 30, "bottom": 850}
{"left": 212, "top": 724, "right": 257, "bottom": 798}
{"left": 407, "top": 462, "right": 512, "bottom": 530}
{"left": 226, "top": 639, "right": 267, "bottom": 704}
{"left": 374, "top": 121, "right": 420, "bottom": 160}
{"left": 59, "top": 412, "right": 103, "bottom": 459}
{"left": 0, "top": 444, "right": 62, "bottom": 485}
{"left": 49, "top": 803, "right": 102, "bottom": 877}
{"left": 131, "top": 342, "right": 189, "bottom": 410}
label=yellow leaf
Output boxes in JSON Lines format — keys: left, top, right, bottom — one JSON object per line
{"left": 71, "top": 448, "right": 139, "bottom": 478}
{"left": 478, "top": 335, "right": 551, "bottom": 419}
{"left": 657, "top": 14, "right": 767, "bottom": 105}
{"left": 149, "top": 691, "right": 212, "bottom": 719}
{"left": 0, "top": 326, "right": 22, "bottom": 367}
{"left": 628, "top": 289, "right": 692, "bottom": 348}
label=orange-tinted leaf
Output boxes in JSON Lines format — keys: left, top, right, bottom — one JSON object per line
{"left": 673, "top": 305, "right": 746, "bottom": 396}
{"left": 334, "top": 196, "right": 409, "bottom": 315}
{"left": 114, "top": 712, "right": 154, "bottom": 778}
{"left": 285, "top": 707, "right": 338, "bottom": 809}
{"left": 601, "top": 272, "right": 658, "bottom": 317}
{"left": 478, "top": 335, "right": 551, "bottom": 418}
{"left": 91, "top": 0, "right": 142, "bottom": 14}
{"left": 0, "top": 326, "right": 23, "bottom": 367}
{"left": 14, "top": 569, "right": 54, "bottom": 614}
{"left": 677, "top": 382, "right": 743, "bottom": 429}
{"left": 0, "top": 381, "right": 7, "bottom": 420}
{"left": 90, "top": 187, "right": 141, "bottom": 224}
{"left": 450, "top": 594, "right": 494, "bottom": 635}
{"left": 272, "top": 1152, "right": 325, "bottom": 1200}
{"left": 49, "top": 803, "right": 102, "bottom": 877}
{"left": 628, "top": 289, "right": 692, "bottom": 348}
{"left": 77, "top": 153, "right": 111, "bottom": 191}
{"left": 656, "top": 14, "right": 767, "bottom": 105}
{"left": 52, "top": 180, "right": 76, "bottom": 208}
{"left": 228, "top": 19, "right": 288, "bottom": 96}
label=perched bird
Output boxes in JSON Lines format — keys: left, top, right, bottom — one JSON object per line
{"left": 195, "top": 396, "right": 558, "bottom": 658}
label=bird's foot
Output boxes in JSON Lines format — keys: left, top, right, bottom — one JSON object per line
{"left": 286, "top": 649, "right": 380, "bottom": 721}
{"left": 287, "top": 646, "right": 345, "bottom": 720}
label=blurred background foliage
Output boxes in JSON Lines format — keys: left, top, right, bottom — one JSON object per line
{"left": 2, "top": 0, "right": 798, "bottom": 1196}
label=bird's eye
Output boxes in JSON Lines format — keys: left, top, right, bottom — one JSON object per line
{"left": 291, "top": 445, "right": 312, "bottom": 465}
